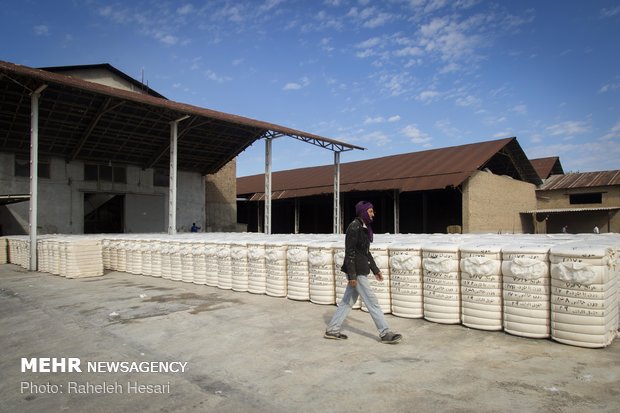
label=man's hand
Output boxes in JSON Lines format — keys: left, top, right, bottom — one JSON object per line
{"left": 348, "top": 279, "right": 357, "bottom": 288}
{"left": 375, "top": 272, "right": 383, "bottom": 282}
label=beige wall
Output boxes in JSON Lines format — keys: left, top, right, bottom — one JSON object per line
{"left": 205, "top": 159, "right": 238, "bottom": 232}
{"left": 462, "top": 170, "right": 537, "bottom": 233}
{"left": 536, "top": 185, "right": 620, "bottom": 233}
{"left": 53, "top": 68, "right": 149, "bottom": 95}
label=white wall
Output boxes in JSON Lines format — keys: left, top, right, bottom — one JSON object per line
{"left": 0, "top": 152, "right": 207, "bottom": 235}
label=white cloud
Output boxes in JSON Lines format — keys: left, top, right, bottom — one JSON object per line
{"left": 33, "top": 25, "right": 49, "bottom": 36}
{"left": 439, "top": 62, "right": 460, "bottom": 73}
{"left": 601, "top": 120, "right": 620, "bottom": 140}
{"left": 356, "top": 37, "right": 382, "bottom": 49}
{"left": 378, "top": 72, "right": 413, "bottom": 96}
{"left": 177, "top": 4, "right": 194, "bottom": 15}
{"left": 364, "top": 131, "right": 391, "bottom": 146}
{"left": 455, "top": 94, "right": 480, "bottom": 107}
{"left": 512, "top": 104, "right": 528, "bottom": 115}
{"left": 417, "top": 90, "right": 440, "bottom": 103}
{"left": 364, "top": 12, "right": 392, "bottom": 28}
{"left": 546, "top": 120, "right": 590, "bottom": 137}
{"left": 600, "top": 5, "right": 620, "bottom": 18}
{"left": 402, "top": 124, "right": 432, "bottom": 146}
{"left": 528, "top": 141, "right": 620, "bottom": 172}
{"left": 260, "top": 0, "right": 285, "bottom": 12}
{"left": 320, "top": 37, "right": 334, "bottom": 53}
{"left": 283, "top": 76, "right": 310, "bottom": 91}
{"left": 394, "top": 46, "right": 423, "bottom": 57}
{"left": 156, "top": 33, "right": 179, "bottom": 45}
{"left": 599, "top": 82, "right": 620, "bottom": 93}
{"left": 363, "top": 115, "right": 400, "bottom": 124}
{"left": 435, "top": 120, "right": 462, "bottom": 138}
{"left": 364, "top": 116, "right": 385, "bottom": 124}
{"left": 205, "top": 70, "right": 232, "bottom": 83}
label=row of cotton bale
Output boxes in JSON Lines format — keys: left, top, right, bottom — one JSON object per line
{"left": 2, "top": 235, "right": 104, "bottom": 278}
{"left": 0, "top": 237, "right": 7, "bottom": 264}
{"left": 1, "top": 232, "right": 618, "bottom": 348}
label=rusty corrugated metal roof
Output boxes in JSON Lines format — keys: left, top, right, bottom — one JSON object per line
{"left": 238, "top": 137, "right": 541, "bottom": 199}
{"left": 0, "top": 60, "right": 362, "bottom": 176}
{"left": 530, "top": 157, "right": 564, "bottom": 180}
{"left": 522, "top": 207, "right": 620, "bottom": 213}
{"left": 538, "top": 170, "right": 620, "bottom": 190}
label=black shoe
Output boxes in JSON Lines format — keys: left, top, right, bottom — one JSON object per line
{"left": 380, "top": 331, "right": 402, "bottom": 344}
{"left": 324, "top": 331, "right": 348, "bottom": 340}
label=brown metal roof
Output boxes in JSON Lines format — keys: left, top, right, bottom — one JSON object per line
{"left": 538, "top": 170, "right": 620, "bottom": 190}
{"left": 530, "top": 156, "right": 564, "bottom": 180}
{"left": 0, "top": 60, "right": 362, "bottom": 175}
{"left": 523, "top": 206, "right": 620, "bottom": 213}
{"left": 238, "top": 137, "right": 542, "bottom": 200}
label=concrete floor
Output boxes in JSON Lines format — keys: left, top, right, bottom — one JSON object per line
{"left": 1, "top": 264, "right": 619, "bottom": 413}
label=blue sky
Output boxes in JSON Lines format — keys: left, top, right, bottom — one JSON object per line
{"left": 2, "top": 0, "right": 619, "bottom": 176}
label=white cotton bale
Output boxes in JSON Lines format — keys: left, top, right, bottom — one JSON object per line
{"left": 204, "top": 242, "right": 220, "bottom": 287}
{"left": 140, "top": 240, "right": 152, "bottom": 276}
{"left": 231, "top": 242, "right": 249, "bottom": 292}
{"left": 501, "top": 243, "right": 552, "bottom": 338}
{"left": 0, "top": 237, "right": 7, "bottom": 264}
{"left": 550, "top": 242, "right": 618, "bottom": 348}
{"left": 247, "top": 242, "right": 267, "bottom": 294}
{"left": 286, "top": 242, "right": 310, "bottom": 301}
{"left": 169, "top": 241, "right": 183, "bottom": 282}
{"left": 308, "top": 242, "right": 338, "bottom": 305}
{"left": 216, "top": 243, "right": 233, "bottom": 290}
{"left": 160, "top": 242, "right": 172, "bottom": 280}
{"left": 63, "top": 237, "right": 104, "bottom": 278}
{"left": 116, "top": 240, "right": 127, "bottom": 273}
{"left": 192, "top": 242, "right": 207, "bottom": 285}
{"left": 124, "top": 240, "right": 135, "bottom": 274}
{"left": 388, "top": 242, "right": 423, "bottom": 318}
{"left": 108, "top": 239, "right": 119, "bottom": 272}
{"left": 422, "top": 242, "right": 461, "bottom": 324}
{"left": 36, "top": 239, "right": 48, "bottom": 274}
{"left": 180, "top": 241, "right": 195, "bottom": 283}
{"left": 58, "top": 238, "right": 68, "bottom": 277}
{"left": 149, "top": 240, "right": 162, "bottom": 277}
{"left": 264, "top": 241, "right": 288, "bottom": 297}
{"left": 50, "top": 238, "right": 60, "bottom": 275}
{"left": 459, "top": 243, "right": 503, "bottom": 331}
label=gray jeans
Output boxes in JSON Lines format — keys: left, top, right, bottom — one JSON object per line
{"left": 326, "top": 275, "right": 389, "bottom": 337}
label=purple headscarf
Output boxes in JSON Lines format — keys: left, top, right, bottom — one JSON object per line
{"left": 355, "top": 201, "right": 374, "bottom": 242}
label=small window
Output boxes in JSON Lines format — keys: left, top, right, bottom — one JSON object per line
{"left": 569, "top": 193, "right": 602, "bottom": 204}
{"left": 154, "top": 169, "right": 169, "bottom": 187}
{"left": 113, "top": 166, "right": 126, "bottom": 184}
{"left": 15, "top": 157, "right": 50, "bottom": 178}
{"left": 84, "top": 164, "right": 98, "bottom": 181}
{"left": 99, "top": 165, "right": 113, "bottom": 182}
{"left": 14, "top": 158, "right": 29, "bottom": 177}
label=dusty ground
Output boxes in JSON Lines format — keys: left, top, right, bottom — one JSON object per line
{"left": 1, "top": 264, "right": 619, "bottom": 413}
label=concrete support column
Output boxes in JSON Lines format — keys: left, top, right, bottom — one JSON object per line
{"left": 264, "top": 138, "right": 272, "bottom": 235}
{"left": 168, "top": 115, "right": 189, "bottom": 235}
{"left": 333, "top": 151, "right": 341, "bottom": 234}
{"left": 29, "top": 84, "right": 47, "bottom": 271}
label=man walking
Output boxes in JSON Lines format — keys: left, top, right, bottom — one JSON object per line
{"left": 324, "top": 201, "right": 402, "bottom": 344}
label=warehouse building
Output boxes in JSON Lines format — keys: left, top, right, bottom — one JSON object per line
{"left": 237, "top": 137, "right": 544, "bottom": 234}
{"left": 0, "top": 60, "right": 358, "bottom": 239}
{"left": 237, "top": 141, "right": 620, "bottom": 234}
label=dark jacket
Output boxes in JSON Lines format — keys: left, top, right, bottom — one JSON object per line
{"left": 341, "top": 217, "right": 379, "bottom": 280}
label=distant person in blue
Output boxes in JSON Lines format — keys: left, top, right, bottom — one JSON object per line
{"left": 324, "top": 201, "right": 402, "bottom": 344}
{"left": 190, "top": 223, "right": 200, "bottom": 233}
